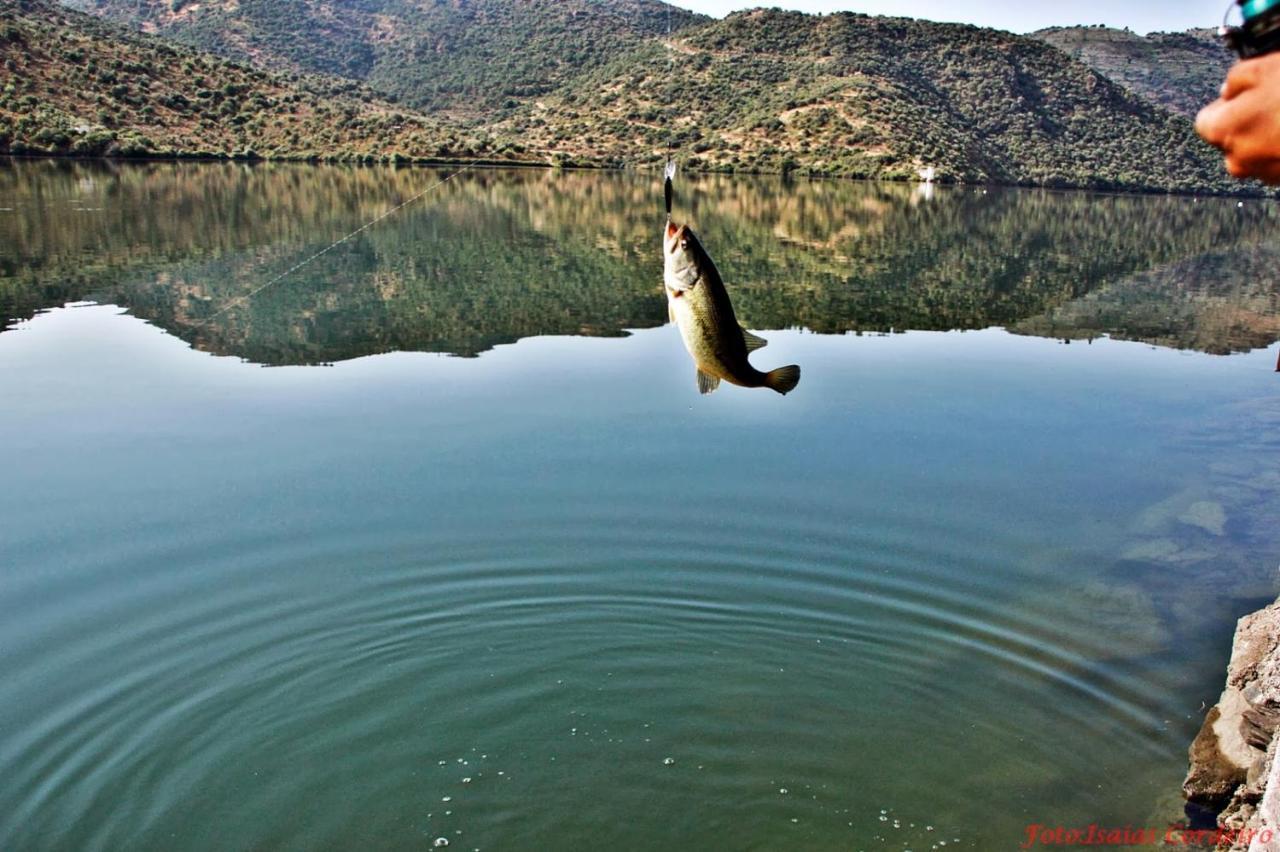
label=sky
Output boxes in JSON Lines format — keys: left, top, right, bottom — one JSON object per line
{"left": 667, "top": 1, "right": 1230, "bottom": 35}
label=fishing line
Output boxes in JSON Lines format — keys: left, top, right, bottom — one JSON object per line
{"left": 197, "top": 158, "right": 483, "bottom": 325}
{"left": 664, "top": 160, "right": 676, "bottom": 220}
{"left": 665, "top": 5, "right": 677, "bottom": 162}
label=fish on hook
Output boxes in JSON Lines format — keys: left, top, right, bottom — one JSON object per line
{"left": 662, "top": 218, "right": 800, "bottom": 396}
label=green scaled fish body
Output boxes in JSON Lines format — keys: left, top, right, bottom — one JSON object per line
{"left": 663, "top": 220, "right": 800, "bottom": 395}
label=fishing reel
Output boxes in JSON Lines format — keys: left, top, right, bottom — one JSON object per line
{"left": 1221, "top": 0, "right": 1280, "bottom": 58}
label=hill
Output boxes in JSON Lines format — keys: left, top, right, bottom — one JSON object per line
{"left": 61, "top": 0, "right": 708, "bottom": 115}
{"left": 18, "top": 2, "right": 1263, "bottom": 193}
{"left": 504, "top": 10, "right": 1244, "bottom": 193}
{"left": 1034, "top": 26, "right": 1232, "bottom": 119}
{"left": 0, "top": 0, "right": 501, "bottom": 160}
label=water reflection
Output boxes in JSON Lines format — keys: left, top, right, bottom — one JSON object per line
{"left": 1, "top": 160, "right": 1278, "bottom": 364}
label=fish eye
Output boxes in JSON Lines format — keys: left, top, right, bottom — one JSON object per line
{"left": 679, "top": 239, "right": 687, "bottom": 248}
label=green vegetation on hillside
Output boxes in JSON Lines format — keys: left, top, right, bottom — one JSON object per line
{"left": 63, "top": 0, "right": 707, "bottom": 114}
{"left": 508, "top": 10, "right": 1245, "bottom": 193}
{"left": 1034, "top": 26, "right": 1231, "bottom": 119}
{"left": 10, "top": 1, "right": 1263, "bottom": 193}
{"left": 0, "top": 0, "right": 507, "bottom": 161}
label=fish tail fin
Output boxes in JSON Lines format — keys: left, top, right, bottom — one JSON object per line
{"left": 763, "top": 365, "right": 801, "bottom": 396}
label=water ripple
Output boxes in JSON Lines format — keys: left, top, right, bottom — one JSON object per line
{"left": 0, "top": 504, "right": 1190, "bottom": 849}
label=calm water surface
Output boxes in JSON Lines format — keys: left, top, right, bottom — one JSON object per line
{"left": 2, "top": 161, "right": 1280, "bottom": 850}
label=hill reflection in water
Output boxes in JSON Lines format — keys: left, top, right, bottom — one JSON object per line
{"left": 2, "top": 160, "right": 1278, "bottom": 364}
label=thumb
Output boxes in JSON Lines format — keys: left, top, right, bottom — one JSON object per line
{"left": 1196, "top": 98, "right": 1230, "bottom": 147}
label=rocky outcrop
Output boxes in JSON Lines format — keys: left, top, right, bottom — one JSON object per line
{"left": 1185, "top": 600, "right": 1280, "bottom": 850}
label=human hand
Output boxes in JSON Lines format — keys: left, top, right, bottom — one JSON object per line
{"left": 1196, "top": 52, "right": 1280, "bottom": 183}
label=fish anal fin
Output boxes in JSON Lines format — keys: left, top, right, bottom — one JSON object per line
{"left": 697, "top": 369, "right": 721, "bottom": 395}
{"left": 741, "top": 327, "right": 768, "bottom": 352}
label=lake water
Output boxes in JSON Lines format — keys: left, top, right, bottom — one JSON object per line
{"left": 3, "top": 161, "right": 1280, "bottom": 851}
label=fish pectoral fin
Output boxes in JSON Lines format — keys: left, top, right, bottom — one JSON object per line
{"left": 668, "top": 301, "right": 676, "bottom": 324}
{"left": 740, "top": 327, "right": 768, "bottom": 352}
{"left": 696, "top": 369, "right": 721, "bottom": 395}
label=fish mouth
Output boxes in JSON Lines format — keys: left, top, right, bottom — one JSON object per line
{"left": 664, "top": 221, "right": 684, "bottom": 253}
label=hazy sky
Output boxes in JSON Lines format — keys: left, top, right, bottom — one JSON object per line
{"left": 668, "top": 1, "right": 1229, "bottom": 35}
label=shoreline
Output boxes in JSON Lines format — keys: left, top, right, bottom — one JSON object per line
{"left": 0, "top": 153, "right": 1272, "bottom": 200}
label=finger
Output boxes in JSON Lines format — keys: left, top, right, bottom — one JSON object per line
{"left": 1226, "top": 153, "right": 1280, "bottom": 184}
{"left": 1225, "top": 156, "right": 1253, "bottom": 179}
{"left": 1258, "top": 163, "right": 1280, "bottom": 184}
{"left": 1196, "top": 99, "right": 1230, "bottom": 147}
{"left": 1224, "top": 58, "right": 1264, "bottom": 100}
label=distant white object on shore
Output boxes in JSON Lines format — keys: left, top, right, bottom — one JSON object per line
{"left": 918, "top": 166, "right": 936, "bottom": 184}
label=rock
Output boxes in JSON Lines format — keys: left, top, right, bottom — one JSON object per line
{"left": 1246, "top": 740, "right": 1280, "bottom": 851}
{"left": 1229, "top": 605, "right": 1280, "bottom": 754}
{"left": 1185, "top": 695, "right": 1263, "bottom": 806}
{"left": 1180, "top": 501, "right": 1228, "bottom": 537}
{"left": 1121, "top": 538, "right": 1217, "bottom": 566}
{"left": 1067, "top": 580, "right": 1171, "bottom": 659}
{"left": 1185, "top": 599, "right": 1280, "bottom": 849}
{"left": 1214, "top": 736, "right": 1278, "bottom": 851}
{"left": 1134, "top": 488, "right": 1205, "bottom": 535}
{"left": 1243, "top": 682, "right": 1280, "bottom": 751}
{"left": 1123, "top": 539, "right": 1185, "bottom": 562}
{"left": 1227, "top": 604, "right": 1280, "bottom": 692}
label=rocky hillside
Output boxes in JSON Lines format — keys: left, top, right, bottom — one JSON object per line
{"left": 507, "top": 10, "right": 1243, "bottom": 193}
{"left": 60, "top": 0, "right": 708, "bottom": 115}
{"left": 15, "top": 1, "right": 1262, "bottom": 193}
{"left": 0, "top": 0, "right": 501, "bottom": 160}
{"left": 1034, "top": 26, "right": 1232, "bottom": 119}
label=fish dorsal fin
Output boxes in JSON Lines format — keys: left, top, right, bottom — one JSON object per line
{"left": 697, "top": 369, "right": 721, "bottom": 395}
{"left": 741, "top": 327, "right": 768, "bottom": 352}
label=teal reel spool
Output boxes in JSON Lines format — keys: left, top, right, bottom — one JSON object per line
{"left": 1222, "top": 0, "right": 1280, "bottom": 57}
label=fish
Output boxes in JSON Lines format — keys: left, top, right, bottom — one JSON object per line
{"left": 663, "top": 219, "right": 801, "bottom": 396}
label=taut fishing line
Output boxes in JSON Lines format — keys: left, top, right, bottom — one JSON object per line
{"left": 665, "top": 160, "right": 676, "bottom": 219}
{"left": 665, "top": 5, "right": 677, "bottom": 164}
{"left": 198, "top": 158, "right": 483, "bottom": 326}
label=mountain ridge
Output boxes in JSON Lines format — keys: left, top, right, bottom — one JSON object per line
{"left": 0, "top": 0, "right": 506, "bottom": 161}
{"left": 5, "top": 1, "right": 1261, "bottom": 194}
{"left": 502, "top": 9, "right": 1247, "bottom": 192}
{"left": 61, "top": 0, "right": 709, "bottom": 115}
{"left": 1033, "top": 25, "right": 1232, "bottom": 119}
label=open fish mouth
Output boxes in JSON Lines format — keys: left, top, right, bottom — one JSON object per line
{"left": 664, "top": 221, "right": 685, "bottom": 254}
